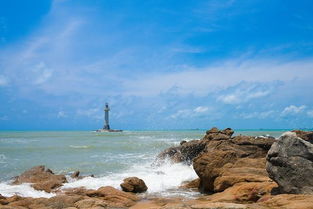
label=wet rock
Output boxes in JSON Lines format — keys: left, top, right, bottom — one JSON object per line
{"left": 180, "top": 140, "right": 187, "bottom": 145}
{"left": 120, "top": 177, "right": 148, "bottom": 193}
{"left": 156, "top": 146, "right": 183, "bottom": 164}
{"left": 180, "top": 178, "right": 200, "bottom": 189}
{"left": 71, "top": 171, "right": 80, "bottom": 179}
{"left": 266, "top": 131, "right": 313, "bottom": 194}
{"left": 12, "top": 165, "right": 67, "bottom": 193}
{"left": 156, "top": 140, "right": 206, "bottom": 164}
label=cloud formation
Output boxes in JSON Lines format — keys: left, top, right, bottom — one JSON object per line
{"left": 0, "top": 0, "right": 313, "bottom": 129}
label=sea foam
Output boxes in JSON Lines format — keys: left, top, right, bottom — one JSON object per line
{"left": 62, "top": 161, "right": 197, "bottom": 196}
{"left": 0, "top": 182, "right": 55, "bottom": 198}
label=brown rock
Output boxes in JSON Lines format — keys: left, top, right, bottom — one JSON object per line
{"left": 180, "top": 178, "right": 200, "bottom": 189}
{"left": 74, "top": 198, "right": 107, "bottom": 209}
{"left": 193, "top": 129, "right": 275, "bottom": 193}
{"left": 120, "top": 177, "right": 148, "bottom": 193}
{"left": 86, "top": 186, "right": 139, "bottom": 207}
{"left": 292, "top": 130, "right": 313, "bottom": 143}
{"left": 202, "top": 182, "right": 277, "bottom": 203}
{"left": 203, "top": 127, "right": 234, "bottom": 141}
{"left": 213, "top": 158, "right": 270, "bottom": 192}
{"left": 191, "top": 202, "right": 247, "bottom": 209}
{"left": 13, "top": 165, "right": 67, "bottom": 193}
{"left": 258, "top": 194, "right": 313, "bottom": 209}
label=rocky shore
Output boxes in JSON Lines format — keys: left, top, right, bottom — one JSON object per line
{"left": 1, "top": 128, "right": 313, "bottom": 209}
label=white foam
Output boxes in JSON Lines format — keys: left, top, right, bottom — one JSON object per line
{"left": 62, "top": 161, "right": 197, "bottom": 196}
{"left": 0, "top": 182, "right": 55, "bottom": 198}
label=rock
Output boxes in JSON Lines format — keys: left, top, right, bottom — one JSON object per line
{"left": 86, "top": 186, "right": 139, "bottom": 207}
{"left": 74, "top": 198, "right": 107, "bottom": 209}
{"left": 71, "top": 171, "right": 80, "bottom": 179}
{"left": 120, "top": 177, "right": 148, "bottom": 193}
{"left": 0, "top": 186, "right": 140, "bottom": 209}
{"left": 203, "top": 127, "right": 234, "bottom": 141}
{"left": 180, "top": 140, "right": 187, "bottom": 145}
{"left": 12, "top": 165, "right": 67, "bottom": 193}
{"left": 202, "top": 182, "right": 277, "bottom": 203}
{"left": 266, "top": 131, "right": 313, "bottom": 194}
{"left": 258, "top": 194, "right": 313, "bottom": 209}
{"left": 156, "top": 146, "right": 183, "bottom": 164}
{"left": 191, "top": 202, "right": 247, "bottom": 209}
{"left": 292, "top": 130, "right": 313, "bottom": 143}
{"left": 213, "top": 158, "right": 272, "bottom": 192}
{"left": 156, "top": 139, "right": 206, "bottom": 164}
{"left": 180, "top": 178, "right": 200, "bottom": 189}
{"left": 193, "top": 128, "right": 275, "bottom": 193}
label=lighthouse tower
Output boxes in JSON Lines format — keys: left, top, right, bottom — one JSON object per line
{"left": 103, "top": 103, "right": 110, "bottom": 130}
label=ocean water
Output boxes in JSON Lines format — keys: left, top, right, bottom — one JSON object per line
{"left": 0, "top": 130, "right": 286, "bottom": 198}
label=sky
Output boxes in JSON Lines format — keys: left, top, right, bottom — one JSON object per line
{"left": 0, "top": 0, "right": 313, "bottom": 130}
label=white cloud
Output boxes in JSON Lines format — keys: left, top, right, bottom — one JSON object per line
{"left": 194, "top": 106, "right": 209, "bottom": 113}
{"left": 170, "top": 106, "right": 211, "bottom": 119}
{"left": 281, "top": 105, "right": 306, "bottom": 116}
{"left": 217, "top": 83, "right": 271, "bottom": 104}
{"left": 123, "top": 58, "right": 313, "bottom": 97}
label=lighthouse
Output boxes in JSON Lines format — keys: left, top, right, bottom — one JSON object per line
{"left": 96, "top": 103, "right": 122, "bottom": 132}
{"left": 103, "top": 103, "right": 110, "bottom": 130}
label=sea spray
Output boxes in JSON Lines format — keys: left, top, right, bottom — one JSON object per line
{"left": 62, "top": 160, "right": 198, "bottom": 196}
{"left": 0, "top": 182, "right": 55, "bottom": 198}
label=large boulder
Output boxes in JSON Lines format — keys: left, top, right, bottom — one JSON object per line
{"left": 193, "top": 131, "right": 275, "bottom": 193}
{"left": 156, "top": 128, "right": 235, "bottom": 165}
{"left": 120, "top": 177, "right": 148, "bottom": 193}
{"left": 12, "top": 165, "right": 67, "bottom": 193}
{"left": 266, "top": 131, "right": 313, "bottom": 194}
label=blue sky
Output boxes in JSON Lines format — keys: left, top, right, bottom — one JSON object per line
{"left": 1, "top": 0, "right": 313, "bottom": 130}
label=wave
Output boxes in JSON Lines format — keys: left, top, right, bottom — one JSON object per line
{"left": 62, "top": 161, "right": 197, "bottom": 197}
{"left": 0, "top": 182, "right": 55, "bottom": 198}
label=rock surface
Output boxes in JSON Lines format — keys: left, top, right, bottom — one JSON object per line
{"left": 0, "top": 186, "right": 139, "bottom": 209}
{"left": 12, "top": 165, "right": 67, "bottom": 192}
{"left": 120, "top": 177, "right": 148, "bottom": 193}
{"left": 266, "top": 131, "right": 313, "bottom": 194}
{"left": 192, "top": 129, "right": 275, "bottom": 193}
{"left": 292, "top": 130, "right": 313, "bottom": 143}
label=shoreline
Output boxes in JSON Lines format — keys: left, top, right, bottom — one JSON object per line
{"left": 1, "top": 128, "right": 313, "bottom": 208}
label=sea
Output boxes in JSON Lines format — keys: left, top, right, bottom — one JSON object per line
{"left": 0, "top": 130, "right": 287, "bottom": 198}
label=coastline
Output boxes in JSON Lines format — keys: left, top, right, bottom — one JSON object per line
{"left": 1, "top": 128, "right": 313, "bottom": 208}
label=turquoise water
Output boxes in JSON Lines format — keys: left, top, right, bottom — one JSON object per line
{"left": 0, "top": 130, "right": 286, "bottom": 197}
